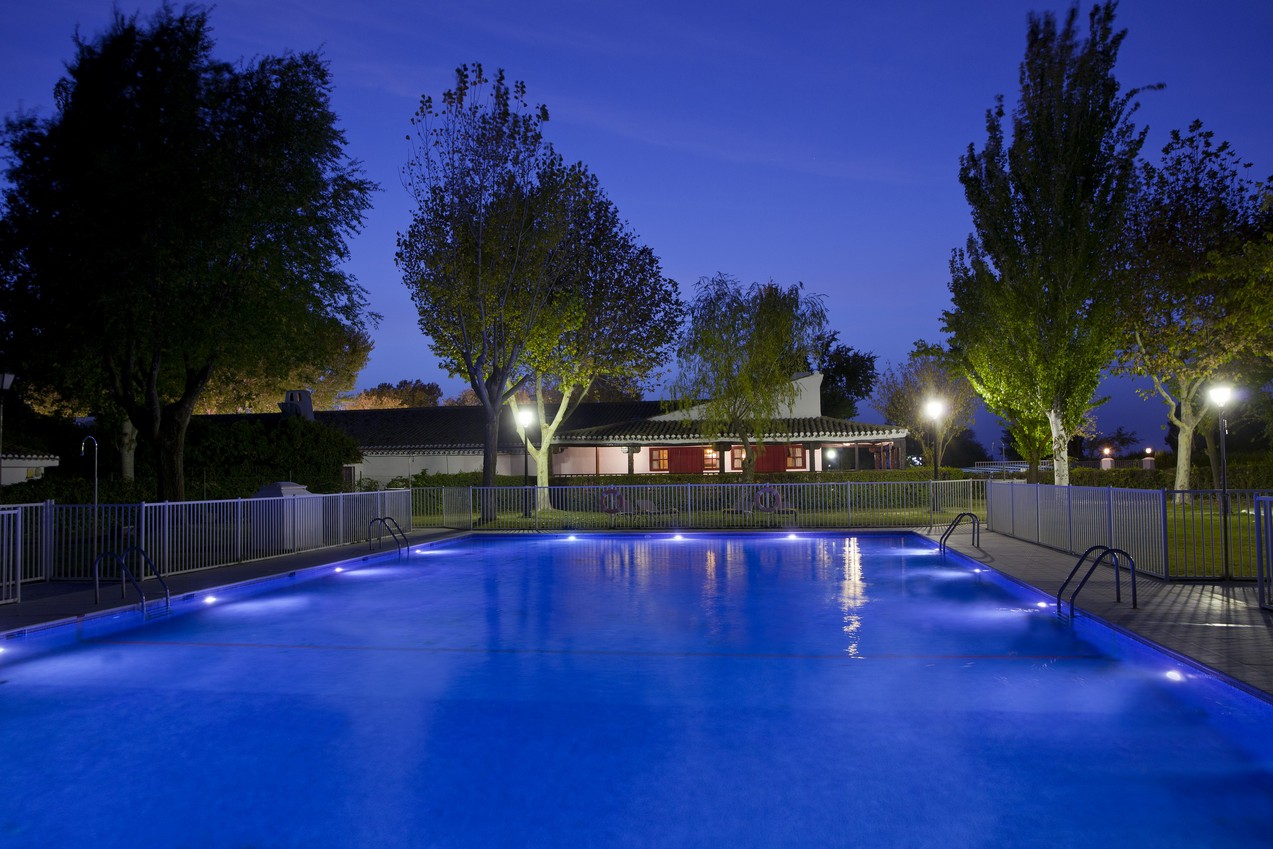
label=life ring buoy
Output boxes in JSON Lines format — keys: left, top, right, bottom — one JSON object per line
{"left": 600, "top": 487, "right": 623, "bottom": 514}
{"left": 754, "top": 486, "right": 777, "bottom": 513}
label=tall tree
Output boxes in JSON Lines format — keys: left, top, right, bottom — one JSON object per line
{"left": 669, "top": 274, "right": 826, "bottom": 481}
{"left": 1, "top": 8, "right": 375, "bottom": 500}
{"left": 811, "top": 330, "right": 877, "bottom": 419}
{"left": 397, "top": 64, "right": 580, "bottom": 514}
{"left": 873, "top": 343, "right": 977, "bottom": 473}
{"left": 1116, "top": 122, "right": 1272, "bottom": 493}
{"left": 510, "top": 172, "right": 683, "bottom": 501}
{"left": 944, "top": 2, "right": 1151, "bottom": 485}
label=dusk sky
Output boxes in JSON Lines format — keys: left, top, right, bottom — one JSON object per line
{"left": 4, "top": 1, "right": 1271, "bottom": 451}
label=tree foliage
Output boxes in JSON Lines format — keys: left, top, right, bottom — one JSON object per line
{"left": 342, "top": 378, "right": 444, "bottom": 410}
{"left": 200, "top": 327, "right": 373, "bottom": 413}
{"left": 811, "top": 330, "right": 877, "bottom": 419}
{"left": 669, "top": 274, "right": 826, "bottom": 481}
{"left": 510, "top": 174, "right": 683, "bottom": 498}
{"left": 397, "top": 64, "right": 583, "bottom": 507}
{"left": 944, "top": 2, "right": 1150, "bottom": 485}
{"left": 1116, "top": 122, "right": 1272, "bottom": 492}
{"left": 873, "top": 343, "right": 978, "bottom": 473}
{"left": 0, "top": 7, "right": 375, "bottom": 500}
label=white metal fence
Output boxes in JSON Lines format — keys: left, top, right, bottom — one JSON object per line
{"left": 1, "top": 509, "right": 20, "bottom": 604}
{"left": 1257, "top": 496, "right": 1273, "bottom": 610}
{"left": 986, "top": 481, "right": 1272, "bottom": 581}
{"left": 409, "top": 480, "right": 986, "bottom": 533}
{"left": 1, "top": 490, "right": 412, "bottom": 588}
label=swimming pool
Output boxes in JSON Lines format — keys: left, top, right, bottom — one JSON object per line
{"left": 1, "top": 532, "right": 1270, "bottom": 847}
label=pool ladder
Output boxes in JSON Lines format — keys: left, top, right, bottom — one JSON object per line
{"left": 1056, "top": 545, "right": 1137, "bottom": 619}
{"left": 369, "top": 516, "right": 408, "bottom": 557}
{"left": 92, "top": 546, "right": 171, "bottom": 619}
{"left": 938, "top": 512, "right": 980, "bottom": 551}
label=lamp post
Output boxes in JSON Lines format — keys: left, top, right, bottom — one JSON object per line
{"left": 1100, "top": 446, "right": 1114, "bottom": 471}
{"left": 924, "top": 398, "right": 945, "bottom": 520}
{"left": 517, "top": 408, "right": 533, "bottom": 518}
{"left": 81, "top": 436, "right": 99, "bottom": 560}
{"left": 825, "top": 448, "right": 837, "bottom": 471}
{"left": 923, "top": 399, "right": 945, "bottom": 482}
{"left": 0, "top": 373, "right": 14, "bottom": 488}
{"left": 1208, "top": 385, "right": 1232, "bottom": 580}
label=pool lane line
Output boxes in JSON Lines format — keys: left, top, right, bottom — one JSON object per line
{"left": 84, "top": 638, "right": 1109, "bottom": 662}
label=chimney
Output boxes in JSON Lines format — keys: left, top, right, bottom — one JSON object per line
{"left": 279, "top": 389, "right": 315, "bottom": 421}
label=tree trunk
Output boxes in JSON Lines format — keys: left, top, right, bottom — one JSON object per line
{"left": 479, "top": 408, "right": 501, "bottom": 523}
{"left": 1172, "top": 412, "right": 1197, "bottom": 500}
{"left": 153, "top": 406, "right": 198, "bottom": 501}
{"left": 117, "top": 417, "right": 138, "bottom": 481}
{"left": 1045, "top": 408, "right": 1070, "bottom": 487}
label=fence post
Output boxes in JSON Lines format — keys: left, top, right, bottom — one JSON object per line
{"left": 1066, "top": 485, "right": 1074, "bottom": 554}
{"left": 40, "top": 499, "right": 55, "bottom": 581}
{"left": 1159, "top": 489, "right": 1170, "bottom": 581}
{"left": 846, "top": 481, "right": 852, "bottom": 527}
{"left": 1034, "top": 483, "right": 1041, "bottom": 544}
{"left": 236, "top": 499, "right": 244, "bottom": 564}
{"left": 1106, "top": 485, "right": 1114, "bottom": 551}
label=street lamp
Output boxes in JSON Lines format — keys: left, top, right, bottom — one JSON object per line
{"left": 81, "top": 436, "right": 99, "bottom": 560}
{"left": 825, "top": 448, "right": 837, "bottom": 471}
{"left": 1100, "top": 446, "right": 1114, "bottom": 471}
{"left": 923, "top": 399, "right": 945, "bottom": 482}
{"left": 517, "top": 408, "right": 534, "bottom": 518}
{"left": 0, "top": 373, "right": 15, "bottom": 488}
{"left": 1208, "top": 385, "right": 1232, "bottom": 580}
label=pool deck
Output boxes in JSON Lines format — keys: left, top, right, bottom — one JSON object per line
{"left": 3, "top": 526, "right": 1271, "bottom": 699}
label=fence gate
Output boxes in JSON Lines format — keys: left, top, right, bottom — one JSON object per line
{"left": 0, "top": 509, "right": 20, "bottom": 604}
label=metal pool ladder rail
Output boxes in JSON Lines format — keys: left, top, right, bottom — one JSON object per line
{"left": 1056, "top": 545, "right": 1137, "bottom": 619}
{"left": 939, "top": 512, "right": 980, "bottom": 551}
{"left": 92, "top": 546, "right": 172, "bottom": 618}
{"left": 369, "top": 516, "right": 408, "bottom": 556}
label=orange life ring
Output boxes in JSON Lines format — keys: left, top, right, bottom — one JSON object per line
{"left": 600, "top": 487, "right": 623, "bottom": 514}
{"left": 754, "top": 486, "right": 777, "bottom": 513}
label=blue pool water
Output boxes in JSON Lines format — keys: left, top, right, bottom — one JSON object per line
{"left": 2, "top": 532, "right": 1271, "bottom": 848}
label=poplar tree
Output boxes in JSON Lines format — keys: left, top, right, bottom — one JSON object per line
{"left": 944, "top": 2, "right": 1151, "bottom": 485}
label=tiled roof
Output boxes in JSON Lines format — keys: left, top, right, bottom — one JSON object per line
{"left": 202, "top": 402, "right": 906, "bottom": 454}
{"left": 555, "top": 415, "right": 907, "bottom": 444}
{"left": 313, "top": 401, "right": 679, "bottom": 454}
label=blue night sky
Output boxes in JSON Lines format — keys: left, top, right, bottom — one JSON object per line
{"left": 4, "top": 0, "right": 1271, "bottom": 450}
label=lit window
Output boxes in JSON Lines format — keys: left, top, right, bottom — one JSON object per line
{"left": 650, "top": 448, "right": 669, "bottom": 472}
{"left": 703, "top": 448, "right": 720, "bottom": 471}
{"left": 731, "top": 447, "right": 746, "bottom": 471}
{"left": 786, "top": 445, "right": 806, "bottom": 469}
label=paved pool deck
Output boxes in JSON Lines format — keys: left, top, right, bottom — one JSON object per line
{"left": 3, "top": 526, "right": 1271, "bottom": 698}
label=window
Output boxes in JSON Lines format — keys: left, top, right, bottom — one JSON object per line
{"left": 703, "top": 448, "right": 720, "bottom": 471}
{"left": 650, "top": 448, "right": 669, "bottom": 472}
{"left": 731, "top": 447, "right": 746, "bottom": 471}
{"left": 786, "top": 445, "right": 806, "bottom": 470}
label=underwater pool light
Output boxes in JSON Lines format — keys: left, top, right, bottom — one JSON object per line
{"left": 673, "top": 534, "right": 684, "bottom": 541}
{"left": 334, "top": 567, "right": 344, "bottom": 573}
{"left": 203, "top": 595, "right": 217, "bottom": 605}
{"left": 1036, "top": 602, "right": 1048, "bottom": 608}
{"left": 567, "top": 535, "right": 577, "bottom": 542}
{"left": 1165, "top": 670, "right": 1184, "bottom": 682}
{"left": 786, "top": 533, "right": 798, "bottom": 540}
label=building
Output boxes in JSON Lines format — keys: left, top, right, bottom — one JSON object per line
{"left": 300, "top": 375, "right": 907, "bottom": 488}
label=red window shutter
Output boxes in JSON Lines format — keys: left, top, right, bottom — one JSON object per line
{"left": 668, "top": 446, "right": 705, "bottom": 473}
{"left": 755, "top": 445, "right": 787, "bottom": 473}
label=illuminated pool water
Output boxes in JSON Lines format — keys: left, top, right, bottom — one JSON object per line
{"left": 1, "top": 532, "right": 1271, "bottom": 847}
